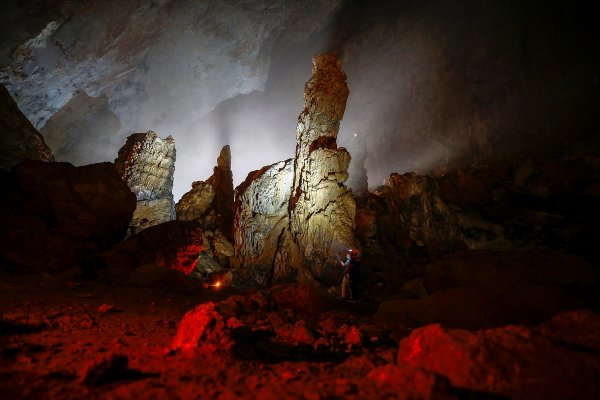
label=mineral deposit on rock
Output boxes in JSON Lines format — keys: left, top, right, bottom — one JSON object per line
{"left": 114, "top": 131, "right": 176, "bottom": 235}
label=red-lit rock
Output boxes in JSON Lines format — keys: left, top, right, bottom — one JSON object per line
{"left": 535, "top": 309, "right": 600, "bottom": 352}
{"left": 170, "top": 302, "right": 242, "bottom": 354}
{"left": 367, "top": 364, "right": 452, "bottom": 399}
{"left": 397, "top": 313, "right": 600, "bottom": 399}
{"left": 269, "top": 283, "right": 327, "bottom": 316}
{"left": 338, "top": 325, "right": 362, "bottom": 349}
{"left": 103, "top": 220, "right": 203, "bottom": 274}
{"left": 275, "top": 320, "right": 315, "bottom": 346}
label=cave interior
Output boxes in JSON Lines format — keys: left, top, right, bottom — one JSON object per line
{"left": 1, "top": 0, "right": 599, "bottom": 398}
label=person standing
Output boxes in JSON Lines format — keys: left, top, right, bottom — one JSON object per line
{"left": 339, "top": 249, "right": 361, "bottom": 301}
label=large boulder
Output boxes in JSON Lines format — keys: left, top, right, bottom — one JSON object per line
{"left": 397, "top": 311, "right": 600, "bottom": 399}
{"left": 114, "top": 131, "right": 176, "bottom": 235}
{"left": 0, "top": 160, "right": 136, "bottom": 271}
{"left": 170, "top": 302, "right": 241, "bottom": 354}
{"left": 103, "top": 220, "right": 203, "bottom": 275}
{"left": 373, "top": 249, "right": 600, "bottom": 330}
{"left": 0, "top": 83, "right": 53, "bottom": 170}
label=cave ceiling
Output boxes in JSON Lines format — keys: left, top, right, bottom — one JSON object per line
{"left": 1, "top": 0, "right": 598, "bottom": 199}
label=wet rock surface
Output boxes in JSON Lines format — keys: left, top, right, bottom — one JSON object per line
{"left": 114, "top": 131, "right": 176, "bottom": 235}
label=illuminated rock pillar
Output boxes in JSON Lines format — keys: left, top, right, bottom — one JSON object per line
{"left": 114, "top": 130, "right": 176, "bottom": 235}
{"left": 288, "top": 54, "right": 356, "bottom": 274}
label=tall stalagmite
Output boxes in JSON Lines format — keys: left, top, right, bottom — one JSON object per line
{"left": 288, "top": 54, "right": 356, "bottom": 274}
{"left": 114, "top": 131, "right": 176, "bottom": 235}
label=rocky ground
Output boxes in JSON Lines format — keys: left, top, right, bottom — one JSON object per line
{"left": 1, "top": 255, "right": 599, "bottom": 399}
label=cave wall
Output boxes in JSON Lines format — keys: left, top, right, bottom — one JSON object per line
{"left": 0, "top": 83, "right": 53, "bottom": 169}
{"left": 1, "top": 0, "right": 598, "bottom": 197}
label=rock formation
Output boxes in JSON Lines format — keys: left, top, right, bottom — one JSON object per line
{"left": 0, "top": 83, "right": 53, "bottom": 170}
{"left": 176, "top": 145, "right": 235, "bottom": 280}
{"left": 103, "top": 220, "right": 204, "bottom": 275}
{"left": 397, "top": 311, "right": 600, "bottom": 399}
{"left": 233, "top": 159, "right": 294, "bottom": 285}
{"left": 114, "top": 131, "right": 176, "bottom": 235}
{"left": 378, "top": 172, "right": 458, "bottom": 248}
{"left": 0, "top": 160, "right": 136, "bottom": 271}
{"left": 176, "top": 145, "right": 234, "bottom": 237}
{"left": 232, "top": 54, "right": 356, "bottom": 285}
{"left": 373, "top": 248, "right": 600, "bottom": 331}
{"left": 288, "top": 54, "right": 356, "bottom": 275}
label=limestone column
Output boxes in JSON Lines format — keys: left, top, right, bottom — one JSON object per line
{"left": 289, "top": 54, "right": 356, "bottom": 272}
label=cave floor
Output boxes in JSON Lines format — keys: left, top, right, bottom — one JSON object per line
{"left": 0, "top": 268, "right": 398, "bottom": 400}
{"left": 2, "top": 255, "right": 599, "bottom": 399}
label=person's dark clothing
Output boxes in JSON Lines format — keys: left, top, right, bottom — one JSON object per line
{"left": 343, "top": 258, "right": 361, "bottom": 300}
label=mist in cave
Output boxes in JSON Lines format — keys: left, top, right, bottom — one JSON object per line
{"left": 1, "top": 0, "right": 600, "bottom": 398}
{"left": 4, "top": 0, "right": 598, "bottom": 200}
